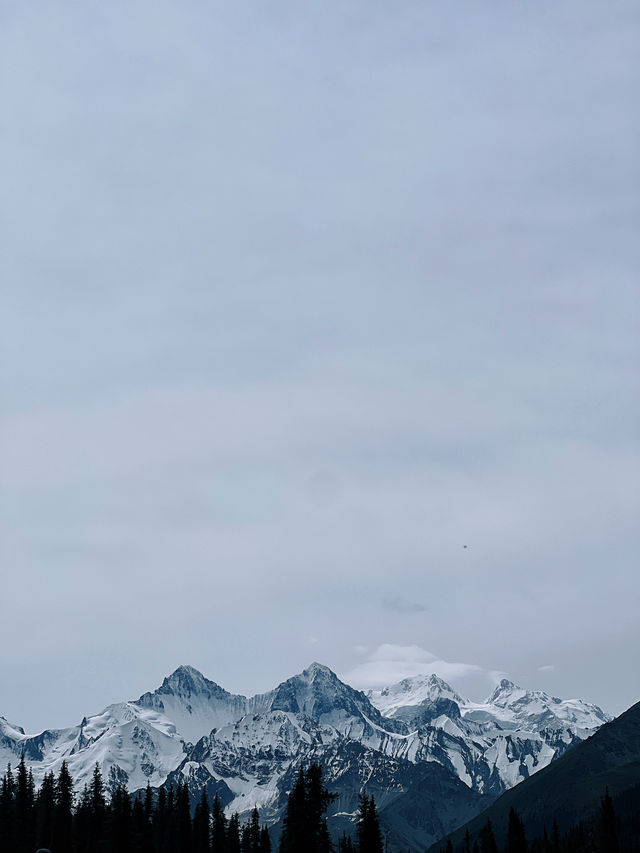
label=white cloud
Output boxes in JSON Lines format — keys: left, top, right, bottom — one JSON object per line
{"left": 538, "top": 664, "right": 556, "bottom": 673}
{"left": 342, "top": 643, "right": 495, "bottom": 699}
{"left": 488, "top": 669, "right": 508, "bottom": 685}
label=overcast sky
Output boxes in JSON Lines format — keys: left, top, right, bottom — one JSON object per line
{"left": 1, "top": 0, "right": 638, "bottom": 734}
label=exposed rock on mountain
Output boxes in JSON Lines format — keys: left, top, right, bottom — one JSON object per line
{"left": 1, "top": 664, "right": 611, "bottom": 851}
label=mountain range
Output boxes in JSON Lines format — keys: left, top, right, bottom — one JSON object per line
{"left": 0, "top": 663, "right": 611, "bottom": 850}
{"left": 429, "top": 699, "right": 640, "bottom": 851}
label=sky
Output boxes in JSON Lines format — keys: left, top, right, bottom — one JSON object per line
{"left": 1, "top": 0, "right": 638, "bottom": 734}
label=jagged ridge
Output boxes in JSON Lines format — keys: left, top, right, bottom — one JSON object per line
{"left": 0, "top": 664, "right": 612, "bottom": 851}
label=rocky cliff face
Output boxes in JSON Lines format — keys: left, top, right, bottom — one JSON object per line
{"left": 1, "top": 663, "right": 611, "bottom": 851}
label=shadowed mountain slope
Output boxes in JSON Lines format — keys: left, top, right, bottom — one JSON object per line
{"left": 429, "top": 700, "right": 640, "bottom": 851}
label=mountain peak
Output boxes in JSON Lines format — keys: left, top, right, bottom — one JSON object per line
{"left": 389, "top": 673, "right": 458, "bottom": 697}
{"left": 149, "top": 665, "right": 236, "bottom": 704}
{"left": 135, "top": 665, "right": 249, "bottom": 744}
{"left": 251, "top": 662, "right": 392, "bottom": 730}
{"left": 171, "top": 664, "right": 206, "bottom": 679}
{"left": 163, "top": 665, "right": 210, "bottom": 691}
{"left": 174, "top": 664, "right": 202, "bottom": 676}
{"left": 302, "top": 662, "right": 337, "bottom": 679}
{"left": 0, "top": 716, "right": 26, "bottom": 737}
{"left": 422, "top": 673, "right": 457, "bottom": 691}
{"left": 366, "top": 672, "right": 465, "bottom": 718}
{"left": 485, "top": 678, "right": 522, "bottom": 704}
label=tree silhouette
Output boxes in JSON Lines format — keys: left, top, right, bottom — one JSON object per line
{"left": 507, "top": 807, "right": 528, "bottom": 853}
{"left": 279, "top": 764, "right": 335, "bottom": 853}
{"left": 599, "top": 787, "right": 619, "bottom": 853}
{"left": 357, "top": 793, "right": 383, "bottom": 853}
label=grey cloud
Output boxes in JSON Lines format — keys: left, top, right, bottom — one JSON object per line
{"left": 0, "top": 0, "right": 638, "bottom": 731}
{"left": 382, "top": 598, "right": 428, "bottom": 614}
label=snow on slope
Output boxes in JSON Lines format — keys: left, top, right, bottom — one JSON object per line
{"left": 184, "top": 709, "right": 337, "bottom": 813}
{"left": 367, "top": 674, "right": 465, "bottom": 717}
{"left": 0, "top": 716, "right": 29, "bottom": 771}
{"left": 1, "top": 663, "right": 612, "bottom": 814}
{"left": 0, "top": 702, "right": 186, "bottom": 792}
{"left": 136, "top": 664, "right": 249, "bottom": 744}
{"left": 367, "top": 674, "right": 610, "bottom": 734}
{"left": 463, "top": 678, "right": 611, "bottom": 733}
{"left": 61, "top": 703, "right": 186, "bottom": 792}
{"left": 250, "top": 663, "right": 404, "bottom": 741}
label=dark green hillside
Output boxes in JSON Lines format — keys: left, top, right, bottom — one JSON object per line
{"left": 429, "top": 701, "right": 640, "bottom": 851}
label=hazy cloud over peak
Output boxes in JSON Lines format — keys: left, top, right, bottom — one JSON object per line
{"left": 342, "top": 643, "right": 496, "bottom": 699}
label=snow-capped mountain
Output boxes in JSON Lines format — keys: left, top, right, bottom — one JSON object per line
{"left": 1, "top": 702, "right": 185, "bottom": 793}
{"left": 251, "top": 663, "right": 383, "bottom": 721}
{"left": 1, "top": 664, "right": 612, "bottom": 851}
{"left": 367, "top": 673, "right": 609, "bottom": 735}
{"left": 137, "top": 664, "right": 249, "bottom": 744}
{"left": 469, "top": 678, "right": 610, "bottom": 732}
{"left": 367, "top": 674, "right": 465, "bottom": 725}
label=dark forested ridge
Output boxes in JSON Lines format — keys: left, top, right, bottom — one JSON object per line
{"left": 3, "top": 663, "right": 616, "bottom": 851}
{"left": 429, "top": 702, "right": 640, "bottom": 853}
{"left": 3, "top": 703, "right": 639, "bottom": 853}
{"left": 431, "top": 789, "right": 640, "bottom": 853}
{"left": 0, "top": 754, "right": 271, "bottom": 853}
{"left": 0, "top": 759, "right": 388, "bottom": 853}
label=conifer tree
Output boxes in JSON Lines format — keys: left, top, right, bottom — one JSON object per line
{"left": 279, "top": 768, "right": 307, "bottom": 853}
{"left": 152, "top": 786, "right": 169, "bottom": 853}
{"left": 2, "top": 764, "right": 15, "bottom": 798}
{"left": 241, "top": 822, "right": 252, "bottom": 853}
{"left": 211, "top": 794, "right": 228, "bottom": 852}
{"left": 259, "top": 825, "right": 272, "bottom": 853}
{"left": 166, "top": 784, "right": 178, "bottom": 853}
{"left": 540, "top": 826, "right": 549, "bottom": 853}
{"left": 177, "top": 779, "right": 193, "bottom": 853}
{"left": 14, "top": 754, "right": 35, "bottom": 853}
{"left": 28, "top": 768, "right": 36, "bottom": 823}
{"left": 248, "top": 805, "right": 261, "bottom": 852}
{"left": 141, "top": 782, "right": 154, "bottom": 853}
{"left": 87, "top": 763, "right": 108, "bottom": 852}
{"left": 306, "top": 764, "right": 335, "bottom": 853}
{"left": 75, "top": 784, "right": 92, "bottom": 852}
{"left": 194, "top": 787, "right": 211, "bottom": 853}
{"left": 35, "top": 770, "right": 56, "bottom": 851}
{"left": 463, "top": 827, "right": 471, "bottom": 853}
{"left": 478, "top": 820, "right": 498, "bottom": 853}
{"left": 337, "top": 834, "right": 355, "bottom": 853}
{"left": 0, "top": 764, "right": 16, "bottom": 853}
{"left": 144, "top": 781, "right": 154, "bottom": 822}
{"left": 110, "top": 782, "right": 132, "bottom": 853}
{"left": 279, "top": 764, "right": 335, "bottom": 853}
{"left": 132, "top": 793, "right": 149, "bottom": 853}
{"left": 53, "top": 760, "right": 74, "bottom": 853}
{"left": 357, "top": 793, "right": 383, "bottom": 853}
{"left": 507, "top": 807, "right": 528, "bottom": 853}
{"left": 599, "top": 787, "right": 619, "bottom": 853}
{"left": 228, "top": 812, "right": 242, "bottom": 853}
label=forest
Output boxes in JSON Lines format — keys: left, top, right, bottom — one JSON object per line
{"left": 0, "top": 755, "right": 636, "bottom": 852}
{"left": 0, "top": 758, "right": 382, "bottom": 853}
